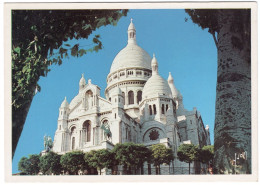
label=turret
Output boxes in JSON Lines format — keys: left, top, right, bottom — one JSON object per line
{"left": 128, "top": 18, "right": 136, "bottom": 44}
{"left": 53, "top": 97, "right": 70, "bottom": 153}
{"left": 151, "top": 53, "right": 158, "bottom": 75}
{"left": 111, "top": 87, "right": 124, "bottom": 109}
{"left": 79, "top": 74, "right": 86, "bottom": 91}
{"left": 58, "top": 97, "right": 69, "bottom": 121}
{"left": 168, "top": 72, "right": 180, "bottom": 99}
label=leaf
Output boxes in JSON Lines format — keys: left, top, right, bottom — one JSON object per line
{"left": 13, "top": 47, "right": 21, "bottom": 55}
{"left": 78, "top": 49, "right": 86, "bottom": 57}
{"left": 96, "top": 17, "right": 107, "bottom": 28}
{"left": 82, "top": 24, "right": 92, "bottom": 30}
{"left": 71, "top": 44, "right": 79, "bottom": 57}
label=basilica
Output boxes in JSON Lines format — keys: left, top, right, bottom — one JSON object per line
{"left": 52, "top": 19, "right": 211, "bottom": 174}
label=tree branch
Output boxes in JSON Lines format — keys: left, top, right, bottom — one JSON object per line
{"left": 211, "top": 31, "right": 218, "bottom": 49}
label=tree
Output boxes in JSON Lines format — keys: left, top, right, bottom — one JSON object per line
{"left": 18, "top": 154, "right": 40, "bottom": 175}
{"left": 18, "top": 156, "right": 30, "bottom": 175}
{"left": 134, "top": 144, "right": 152, "bottom": 174}
{"left": 185, "top": 9, "right": 251, "bottom": 174}
{"left": 112, "top": 142, "right": 151, "bottom": 174}
{"left": 39, "top": 151, "right": 62, "bottom": 175}
{"left": 198, "top": 145, "right": 214, "bottom": 165}
{"left": 60, "top": 151, "right": 86, "bottom": 175}
{"left": 84, "top": 149, "right": 113, "bottom": 175}
{"left": 150, "top": 144, "right": 174, "bottom": 175}
{"left": 12, "top": 10, "right": 128, "bottom": 158}
{"left": 177, "top": 144, "right": 199, "bottom": 174}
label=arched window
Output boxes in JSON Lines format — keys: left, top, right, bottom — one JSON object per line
{"left": 83, "top": 121, "right": 91, "bottom": 142}
{"left": 122, "top": 92, "right": 125, "bottom": 105}
{"left": 166, "top": 104, "right": 169, "bottom": 112}
{"left": 149, "top": 105, "right": 152, "bottom": 115}
{"left": 153, "top": 104, "right": 157, "bottom": 115}
{"left": 128, "top": 91, "right": 134, "bottom": 105}
{"left": 86, "top": 90, "right": 93, "bottom": 109}
{"left": 162, "top": 104, "right": 165, "bottom": 114}
{"left": 137, "top": 91, "right": 142, "bottom": 104}
{"left": 72, "top": 137, "right": 75, "bottom": 150}
{"left": 71, "top": 126, "right": 76, "bottom": 133}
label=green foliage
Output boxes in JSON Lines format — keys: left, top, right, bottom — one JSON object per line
{"left": 11, "top": 9, "right": 128, "bottom": 158}
{"left": 177, "top": 144, "right": 199, "bottom": 164}
{"left": 112, "top": 142, "right": 151, "bottom": 173}
{"left": 150, "top": 144, "right": 174, "bottom": 167}
{"left": 198, "top": 145, "right": 214, "bottom": 164}
{"left": 177, "top": 144, "right": 199, "bottom": 174}
{"left": 18, "top": 157, "right": 30, "bottom": 175}
{"left": 185, "top": 9, "right": 219, "bottom": 34}
{"left": 60, "top": 151, "right": 86, "bottom": 175}
{"left": 18, "top": 154, "right": 40, "bottom": 175}
{"left": 84, "top": 149, "right": 113, "bottom": 174}
{"left": 39, "top": 151, "right": 62, "bottom": 175}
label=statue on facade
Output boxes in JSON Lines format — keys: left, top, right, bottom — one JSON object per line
{"left": 101, "top": 123, "right": 112, "bottom": 141}
{"left": 44, "top": 135, "right": 53, "bottom": 152}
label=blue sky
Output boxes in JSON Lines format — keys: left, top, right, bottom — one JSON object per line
{"left": 12, "top": 9, "right": 217, "bottom": 173}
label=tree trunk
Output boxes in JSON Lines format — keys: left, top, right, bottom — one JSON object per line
{"left": 141, "top": 165, "right": 144, "bottom": 175}
{"left": 148, "top": 163, "right": 151, "bottom": 175}
{"left": 188, "top": 162, "right": 190, "bottom": 174}
{"left": 214, "top": 10, "right": 251, "bottom": 174}
{"left": 12, "top": 85, "right": 35, "bottom": 158}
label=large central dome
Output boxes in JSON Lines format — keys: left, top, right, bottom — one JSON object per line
{"left": 109, "top": 19, "right": 152, "bottom": 74}
{"left": 110, "top": 44, "right": 152, "bottom": 73}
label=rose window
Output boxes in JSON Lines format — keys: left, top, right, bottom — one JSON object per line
{"left": 149, "top": 129, "right": 159, "bottom": 140}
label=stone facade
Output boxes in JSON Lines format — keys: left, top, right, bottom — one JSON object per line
{"left": 52, "top": 19, "right": 211, "bottom": 174}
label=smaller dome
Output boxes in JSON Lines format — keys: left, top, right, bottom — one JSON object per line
{"left": 60, "top": 97, "right": 69, "bottom": 108}
{"left": 168, "top": 72, "right": 181, "bottom": 98}
{"left": 79, "top": 74, "right": 86, "bottom": 86}
{"left": 142, "top": 74, "right": 172, "bottom": 100}
{"left": 143, "top": 56, "right": 171, "bottom": 99}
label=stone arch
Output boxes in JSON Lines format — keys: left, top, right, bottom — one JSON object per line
{"left": 122, "top": 92, "right": 125, "bottom": 105}
{"left": 100, "top": 119, "right": 112, "bottom": 141}
{"left": 137, "top": 90, "right": 142, "bottom": 104}
{"left": 70, "top": 126, "right": 77, "bottom": 150}
{"left": 143, "top": 127, "right": 165, "bottom": 142}
{"left": 149, "top": 105, "right": 152, "bottom": 115}
{"left": 70, "top": 125, "right": 76, "bottom": 133}
{"left": 162, "top": 104, "right": 165, "bottom": 114}
{"left": 71, "top": 137, "right": 75, "bottom": 150}
{"left": 83, "top": 120, "right": 91, "bottom": 142}
{"left": 128, "top": 90, "right": 134, "bottom": 105}
{"left": 85, "top": 90, "right": 93, "bottom": 109}
{"left": 153, "top": 104, "right": 157, "bottom": 114}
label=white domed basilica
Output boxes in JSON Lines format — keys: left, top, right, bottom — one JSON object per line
{"left": 52, "top": 19, "right": 211, "bottom": 175}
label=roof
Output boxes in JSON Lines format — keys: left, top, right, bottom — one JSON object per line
{"left": 142, "top": 73, "right": 172, "bottom": 100}
{"left": 109, "top": 19, "right": 152, "bottom": 74}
